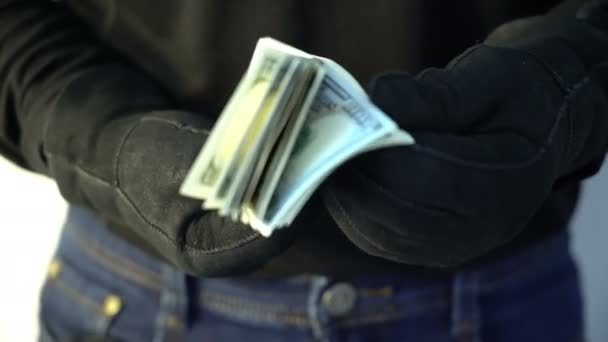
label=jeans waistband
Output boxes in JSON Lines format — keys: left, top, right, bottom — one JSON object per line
{"left": 57, "top": 205, "right": 575, "bottom": 339}
{"left": 60, "top": 206, "right": 572, "bottom": 295}
{"left": 60, "top": 206, "right": 168, "bottom": 291}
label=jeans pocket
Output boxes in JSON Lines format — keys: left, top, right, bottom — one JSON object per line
{"left": 39, "top": 258, "right": 124, "bottom": 342}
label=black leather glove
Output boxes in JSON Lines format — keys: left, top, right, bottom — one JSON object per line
{"left": 323, "top": 6, "right": 608, "bottom": 267}
{"left": 0, "top": 0, "right": 301, "bottom": 276}
{"left": 43, "top": 66, "right": 303, "bottom": 276}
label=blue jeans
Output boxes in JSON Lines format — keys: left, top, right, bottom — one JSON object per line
{"left": 39, "top": 207, "right": 584, "bottom": 342}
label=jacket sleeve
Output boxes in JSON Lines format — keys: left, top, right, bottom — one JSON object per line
{"left": 322, "top": 0, "right": 608, "bottom": 268}
{"left": 0, "top": 0, "right": 175, "bottom": 172}
{"left": 0, "top": 0, "right": 174, "bottom": 254}
{"left": 0, "top": 0, "right": 80, "bottom": 169}
{"left": 0, "top": 1, "right": 303, "bottom": 276}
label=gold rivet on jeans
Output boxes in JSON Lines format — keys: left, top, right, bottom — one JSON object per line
{"left": 47, "top": 259, "right": 62, "bottom": 279}
{"left": 103, "top": 295, "right": 122, "bottom": 317}
{"left": 166, "top": 314, "right": 182, "bottom": 329}
{"left": 359, "top": 285, "right": 394, "bottom": 298}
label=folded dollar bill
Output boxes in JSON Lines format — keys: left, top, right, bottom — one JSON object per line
{"left": 180, "top": 38, "right": 415, "bottom": 237}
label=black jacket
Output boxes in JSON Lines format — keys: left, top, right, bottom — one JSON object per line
{"left": 0, "top": 0, "right": 607, "bottom": 276}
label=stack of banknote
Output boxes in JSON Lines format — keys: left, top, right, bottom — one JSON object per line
{"left": 180, "top": 38, "right": 414, "bottom": 237}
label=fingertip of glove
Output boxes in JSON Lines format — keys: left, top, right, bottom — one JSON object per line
{"left": 367, "top": 71, "right": 411, "bottom": 97}
{"left": 367, "top": 71, "right": 414, "bottom": 114}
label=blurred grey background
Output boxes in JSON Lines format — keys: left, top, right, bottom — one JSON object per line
{"left": 0, "top": 155, "right": 606, "bottom": 341}
{"left": 571, "top": 163, "right": 608, "bottom": 342}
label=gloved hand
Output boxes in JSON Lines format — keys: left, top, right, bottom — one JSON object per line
{"left": 323, "top": 12, "right": 608, "bottom": 267}
{"left": 43, "top": 66, "right": 302, "bottom": 276}
{"left": 0, "top": 0, "right": 304, "bottom": 277}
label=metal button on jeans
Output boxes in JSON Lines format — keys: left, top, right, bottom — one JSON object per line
{"left": 321, "top": 283, "right": 357, "bottom": 317}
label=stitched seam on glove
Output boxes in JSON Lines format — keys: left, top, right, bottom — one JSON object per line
{"left": 491, "top": 44, "right": 573, "bottom": 93}
{"left": 45, "top": 154, "right": 113, "bottom": 187}
{"left": 324, "top": 185, "right": 463, "bottom": 267}
{"left": 411, "top": 77, "right": 589, "bottom": 169}
{"left": 140, "top": 115, "right": 211, "bottom": 135}
{"left": 113, "top": 188, "right": 261, "bottom": 254}
{"left": 352, "top": 169, "right": 465, "bottom": 219}
{"left": 448, "top": 44, "right": 572, "bottom": 93}
{"left": 113, "top": 116, "right": 261, "bottom": 254}
{"left": 46, "top": 151, "right": 108, "bottom": 182}
{"left": 324, "top": 186, "right": 396, "bottom": 256}
{"left": 340, "top": 169, "right": 493, "bottom": 248}
{"left": 113, "top": 115, "right": 140, "bottom": 188}
{"left": 566, "top": 91, "right": 576, "bottom": 165}
{"left": 445, "top": 45, "right": 486, "bottom": 70}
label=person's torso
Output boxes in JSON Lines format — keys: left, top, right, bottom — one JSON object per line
{"left": 66, "top": 0, "right": 560, "bottom": 110}
{"left": 64, "top": 0, "right": 576, "bottom": 277}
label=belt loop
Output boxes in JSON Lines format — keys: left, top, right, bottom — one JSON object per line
{"left": 451, "top": 271, "right": 482, "bottom": 342}
{"left": 307, "top": 276, "right": 331, "bottom": 342}
{"left": 153, "top": 264, "right": 187, "bottom": 342}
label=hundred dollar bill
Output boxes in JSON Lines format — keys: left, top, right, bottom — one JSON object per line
{"left": 213, "top": 57, "right": 296, "bottom": 217}
{"left": 278, "top": 129, "right": 416, "bottom": 227}
{"left": 248, "top": 55, "right": 415, "bottom": 236}
{"left": 241, "top": 63, "right": 325, "bottom": 222}
{"left": 266, "top": 129, "right": 416, "bottom": 228}
{"left": 179, "top": 48, "right": 288, "bottom": 205}
{"left": 239, "top": 61, "right": 325, "bottom": 222}
{"left": 181, "top": 37, "right": 415, "bottom": 237}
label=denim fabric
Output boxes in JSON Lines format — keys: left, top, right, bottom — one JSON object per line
{"left": 39, "top": 206, "right": 584, "bottom": 342}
